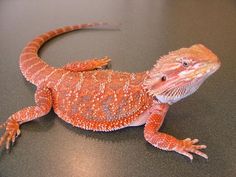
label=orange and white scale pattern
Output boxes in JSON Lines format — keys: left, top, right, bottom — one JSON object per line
{"left": 52, "top": 70, "right": 153, "bottom": 131}
{"left": 0, "top": 23, "right": 215, "bottom": 160}
{"left": 19, "top": 23, "right": 100, "bottom": 85}
{"left": 17, "top": 22, "right": 154, "bottom": 131}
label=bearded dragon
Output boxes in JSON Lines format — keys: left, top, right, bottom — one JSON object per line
{"left": 0, "top": 23, "right": 221, "bottom": 160}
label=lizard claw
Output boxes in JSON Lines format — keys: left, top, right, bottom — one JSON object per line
{"left": 174, "top": 138, "right": 208, "bottom": 160}
{"left": 94, "top": 56, "right": 111, "bottom": 69}
{"left": 0, "top": 119, "right": 20, "bottom": 150}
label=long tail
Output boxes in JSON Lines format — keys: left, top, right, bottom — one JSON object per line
{"left": 19, "top": 22, "right": 108, "bottom": 85}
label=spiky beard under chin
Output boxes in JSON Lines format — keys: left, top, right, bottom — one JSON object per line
{"left": 155, "top": 78, "right": 206, "bottom": 104}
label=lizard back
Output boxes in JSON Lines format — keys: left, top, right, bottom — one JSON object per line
{"left": 51, "top": 70, "right": 153, "bottom": 131}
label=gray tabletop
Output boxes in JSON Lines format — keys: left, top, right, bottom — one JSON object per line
{"left": 0, "top": 0, "right": 235, "bottom": 177}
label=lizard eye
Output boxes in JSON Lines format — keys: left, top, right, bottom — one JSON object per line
{"left": 178, "top": 57, "right": 190, "bottom": 67}
{"left": 182, "top": 61, "right": 189, "bottom": 67}
{"left": 177, "top": 57, "right": 192, "bottom": 68}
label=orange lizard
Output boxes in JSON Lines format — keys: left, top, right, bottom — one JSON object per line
{"left": 0, "top": 23, "right": 221, "bottom": 160}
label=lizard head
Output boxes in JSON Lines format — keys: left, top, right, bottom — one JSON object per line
{"left": 143, "top": 44, "right": 221, "bottom": 104}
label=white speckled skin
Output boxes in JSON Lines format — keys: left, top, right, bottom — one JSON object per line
{"left": 0, "top": 23, "right": 220, "bottom": 160}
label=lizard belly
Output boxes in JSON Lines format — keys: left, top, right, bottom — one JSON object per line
{"left": 128, "top": 101, "right": 165, "bottom": 127}
{"left": 128, "top": 109, "right": 151, "bottom": 126}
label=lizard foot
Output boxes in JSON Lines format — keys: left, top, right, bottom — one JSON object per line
{"left": 0, "top": 119, "right": 20, "bottom": 150}
{"left": 174, "top": 138, "right": 208, "bottom": 160}
{"left": 94, "top": 56, "right": 111, "bottom": 69}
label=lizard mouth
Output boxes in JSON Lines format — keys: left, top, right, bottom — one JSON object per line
{"left": 197, "top": 62, "right": 220, "bottom": 78}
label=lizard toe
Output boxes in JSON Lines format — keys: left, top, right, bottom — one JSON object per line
{"left": 95, "top": 56, "right": 111, "bottom": 68}
{"left": 175, "top": 138, "right": 208, "bottom": 160}
{"left": 0, "top": 122, "right": 6, "bottom": 129}
{"left": 0, "top": 119, "right": 20, "bottom": 150}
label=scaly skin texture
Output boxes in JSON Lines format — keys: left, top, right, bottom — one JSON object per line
{"left": 0, "top": 23, "right": 221, "bottom": 160}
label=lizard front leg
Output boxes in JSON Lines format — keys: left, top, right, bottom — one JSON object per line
{"left": 63, "top": 56, "right": 111, "bottom": 72}
{"left": 0, "top": 87, "right": 52, "bottom": 149}
{"left": 144, "top": 103, "right": 208, "bottom": 160}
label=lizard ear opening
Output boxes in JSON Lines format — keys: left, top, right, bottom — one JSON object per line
{"left": 161, "top": 76, "right": 166, "bottom": 81}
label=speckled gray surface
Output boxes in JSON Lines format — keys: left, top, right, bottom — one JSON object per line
{"left": 0, "top": 0, "right": 235, "bottom": 177}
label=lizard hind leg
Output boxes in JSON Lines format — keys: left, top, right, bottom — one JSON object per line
{"left": 0, "top": 87, "right": 52, "bottom": 150}
{"left": 63, "top": 56, "right": 111, "bottom": 72}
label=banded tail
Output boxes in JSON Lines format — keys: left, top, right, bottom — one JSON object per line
{"left": 19, "top": 22, "right": 108, "bottom": 85}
